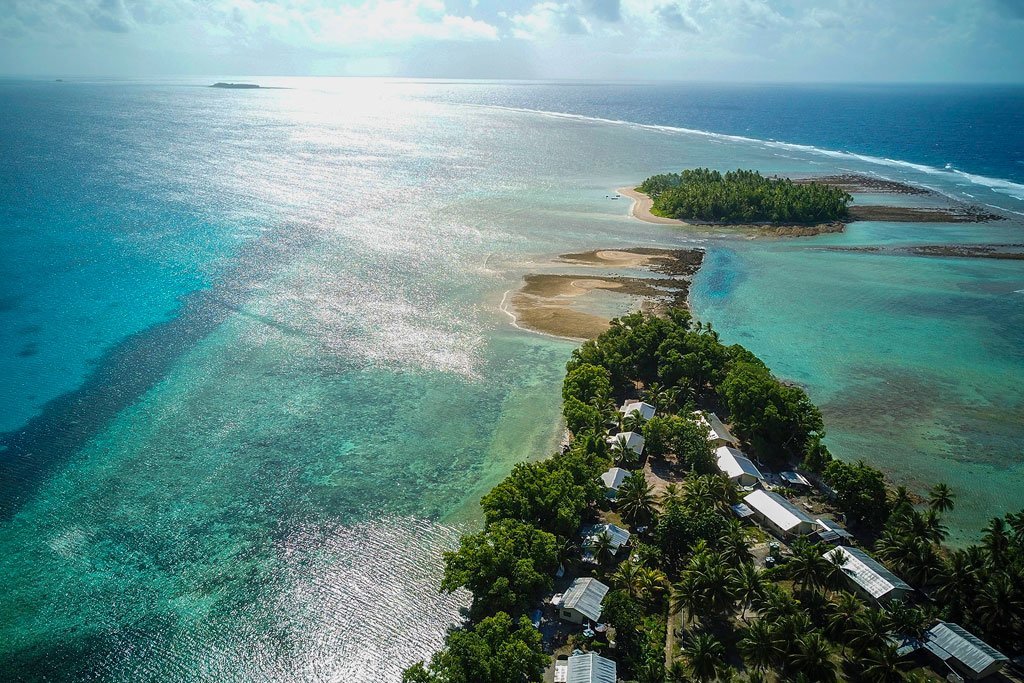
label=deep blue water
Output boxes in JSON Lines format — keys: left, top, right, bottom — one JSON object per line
{"left": 422, "top": 81, "right": 1024, "bottom": 187}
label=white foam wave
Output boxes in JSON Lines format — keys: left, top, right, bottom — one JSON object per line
{"left": 479, "top": 104, "right": 1024, "bottom": 203}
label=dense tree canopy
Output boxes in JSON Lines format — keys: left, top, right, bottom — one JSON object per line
{"left": 441, "top": 519, "right": 559, "bottom": 620}
{"left": 639, "top": 168, "right": 851, "bottom": 224}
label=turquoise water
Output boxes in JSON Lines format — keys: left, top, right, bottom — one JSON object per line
{"left": 1, "top": 79, "right": 1022, "bottom": 680}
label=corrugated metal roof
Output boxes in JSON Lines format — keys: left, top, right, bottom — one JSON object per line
{"left": 731, "top": 502, "right": 755, "bottom": 518}
{"left": 607, "top": 431, "right": 645, "bottom": 455}
{"left": 600, "top": 467, "right": 629, "bottom": 491}
{"left": 815, "top": 518, "right": 852, "bottom": 538}
{"left": 926, "top": 622, "right": 1008, "bottom": 675}
{"left": 780, "top": 470, "right": 811, "bottom": 486}
{"left": 743, "top": 489, "right": 814, "bottom": 532}
{"left": 620, "top": 401, "right": 656, "bottom": 420}
{"left": 715, "top": 446, "right": 764, "bottom": 481}
{"left": 567, "top": 653, "right": 617, "bottom": 683}
{"left": 824, "top": 546, "right": 911, "bottom": 600}
{"left": 582, "top": 523, "right": 631, "bottom": 552}
{"left": 562, "top": 578, "right": 609, "bottom": 623}
{"left": 694, "top": 411, "right": 738, "bottom": 445}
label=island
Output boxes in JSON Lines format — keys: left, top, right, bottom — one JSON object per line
{"left": 210, "top": 82, "right": 261, "bottom": 89}
{"left": 622, "top": 169, "right": 1004, "bottom": 236}
{"left": 404, "top": 309, "right": 1021, "bottom": 683}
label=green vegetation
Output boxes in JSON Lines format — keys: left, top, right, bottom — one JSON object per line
{"left": 406, "top": 310, "right": 1023, "bottom": 681}
{"left": 639, "top": 168, "right": 852, "bottom": 224}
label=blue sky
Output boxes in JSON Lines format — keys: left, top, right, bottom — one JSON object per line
{"left": 2, "top": 0, "right": 1024, "bottom": 81}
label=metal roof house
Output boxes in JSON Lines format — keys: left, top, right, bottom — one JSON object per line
{"left": 923, "top": 622, "right": 1009, "bottom": 680}
{"left": 607, "top": 431, "right": 645, "bottom": 456}
{"left": 824, "top": 546, "right": 912, "bottom": 604}
{"left": 567, "top": 652, "right": 617, "bottom": 683}
{"left": 743, "top": 489, "right": 816, "bottom": 537}
{"left": 619, "top": 400, "right": 656, "bottom": 420}
{"left": 600, "top": 467, "right": 629, "bottom": 499}
{"left": 581, "top": 523, "right": 631, "bottom": 563}
{"left": 813, "top": 518, "right": 853, "bottom": 545}
{"left": 558, "top": 577, "right": 609, "bottom": 624}
{"left": 714, "top": 446, "right": 765, "bottom": 486}
{"left": 693, "top": 410, "right": 738, "bottom": 447}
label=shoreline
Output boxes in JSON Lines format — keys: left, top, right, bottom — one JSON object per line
{"left": 507, "top": 248, "right": 703, "bottom": 341}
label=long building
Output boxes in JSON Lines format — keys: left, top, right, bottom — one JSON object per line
{"left": 823, "top": 546, "right": 912, "bottom": 604}
{"left": 743, "top": 489, "right": 816, "bottom": 537}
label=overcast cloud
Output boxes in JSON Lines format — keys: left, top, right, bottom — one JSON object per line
{"left": 2, "top": 0, "right": 1022, "bottom": 81}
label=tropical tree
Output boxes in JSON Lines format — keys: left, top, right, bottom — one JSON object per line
{"left": 847, "top": 609, "right": 892, "bottom": 655}
{"left": 739, "top": 619, "right": 781, "bottom": 673}
{"left": 617, "top": 473, "right": 656, "bottom": 526}
{"left": 857, "top": 645, "right": 905, "bottom": 683}
{"left": 788, "top": 539, "right": 834, "bottom": 594}
{"left": 787, "top": 632, "right": 836, "bottom": 683}
{"left": 682, "top": 633, "right": 729, "bottom": 682}
{"left": 611, "top": 434, "right": 639, "bottom": 468}
{"left": 636, "top": 565, "right": 669, "bottom": 604}
{"left": 731, "top": 562, "right": 765, "bottom": 621}
{"left": 927, "top": 482, "right": 956, "bottom": 513}
{"left": 591, "top": 530, "right": 615, "bottom": 566}
{"left": 611, "top": 560, "right": 642, "bottom": 598}
{"left": 826, "top": 591, "right": 865, "bottom": 650}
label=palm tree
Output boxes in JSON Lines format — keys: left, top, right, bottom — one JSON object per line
{"left": 847, "top": 609, "right": 892, "bottom": 655}
{"left": 636, "top": 565, "right": 668, "bottom": 603}
{"left": 933, "top": 550, "right": 978, "bottom": 619}
{"left": 927, "top": 482, "right": 955, "bottom": 513}
{"left": 666, "top": 660, "right": 689, "bottom": 683}
{"left": 671, "top": 573, "right": 700, "bottom": 624}
{"left": 611, "top": 434, "right": 638, "bottom": 468}
{"left": 982, "top": 517, "right": 1010, "bottom": 561}
{"left": 683, "top": 633, "right": 729, "bottom": 682}
{"left": 659, "top": 482, "right": 684, "bottom": 508}
{"left": 720, "top": 522, "right": 753, "bottom": 567}
{"left": 591, "top": 531, "right": 615, "bottom": 566}
{"left": 788, "top": 540, "right": 833, "bottom": 594}
{"left": 731, "top": 562, "right": 765, "bottom": 621}
{"left": 858, "top": 645, "right": 905, "bottom": 683}
{"left": 623, "top": 409, "right": 647, "bottom": 433}
{"left": 976, "top": 573, "right": 1024, "bottom": 635}
{"left": 787, "top": 632, "right": 836, "bottom": 683}
{"left": 739, "top": 619, "right": 781, "bottom": 673}
{"left": 884, "top": 600, "right": 926, "bottom": 639}
{"left": 922, "top": 508, "right": 949, "bottom": 544}
{"left": 611, "top": 559, "right": 642, "bottom": 598}
{"left": 827, "top": 592, "right": 865, "bottom": 649}
{"left": 617, "top": 473, "right": 656, "bottom": 526}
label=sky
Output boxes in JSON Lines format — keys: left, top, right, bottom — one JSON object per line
{"left": 2, "top": 0, "right": 1024, "bottom": 81}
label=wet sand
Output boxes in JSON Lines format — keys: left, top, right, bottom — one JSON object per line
{"left": 507, "top": 248, "right": 703, "bottom": 340}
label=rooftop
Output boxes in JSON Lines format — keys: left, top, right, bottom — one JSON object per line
{"left": 600, "top": 467, "right": 629, "bottom": 491}
{"left": 715, "top": 446, "right": 764, "bottom": 481}
{"left": 581, "top": 523, "right": 631, "bottom": 562}
{"left": 567, "top": 652, "right": 617, "bottom": 683}
{"left": 562, "top": 577, "right": 609, "bottom": 623}
{"left": 824, "top": 546, "right": 911, "bottom": 600}
{"left": 925, "top": 621, "right": 1008, "bottom": 675}
{"left": 693, "top": 410, "right": 738, "bottom": 445}
{"left": 607, "top": 431, "right": 645, "bottom": 455}
{"left": 619, "top": 400, "right": 656, "bottom": 420}
{"left": 743, "top": 489, "right": 814, "bottom": 532}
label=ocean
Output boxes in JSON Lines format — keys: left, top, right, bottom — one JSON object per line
{"left": 1, "top": 78, "right": 1022, "bottom": 681}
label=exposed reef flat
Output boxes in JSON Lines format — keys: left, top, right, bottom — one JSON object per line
{"left": 826, "top": 243, "right": 1024, "bottom": 260}
{"left": 847, "top": 204, "right": 1004, "bottom": 223}
{"left": 508, "top": 247, "right": 703, "bottom": 340}
{"left": 792, "top": 173, "right": 933, "bottom": 195}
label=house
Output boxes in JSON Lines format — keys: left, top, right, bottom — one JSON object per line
{"left": 714, "top": 446, "right": 764, "bottom": 486}
{"left": 567, "top": 651, "right": 617, "bottom": 683}
{"left": 619, "top": 400, "right": 656, "bottom": 421}
{"left": 581, "top": 523, "right": 631, "bottom": 562}
{"left": 743, "top": 489, "right": 816, "bottom": 537}
{"left": 780, "top": 470, "right": 812, "bottom": 488}
{"left": 558, "top": 577, "right": 609, "bottom": 624}
{"left": 923, "top": 622, "right": 1009, "bottom": 680}
{"left": 600, "top": 467, "right": 629, "bottom": 499}
{"left": 693, "top": 410, "right": 738, "bottom": 447}
{"left": 824, "top": 546, "right": 912, "bottom": 604}
{"left": 813, "top": 518, "right": 853, "bottom": 545}
{"left": 607, "top": 431, "right": 645, "bottom": 457}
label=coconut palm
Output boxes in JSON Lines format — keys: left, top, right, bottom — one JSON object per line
{"left": 847, "top": 609, "right": 892, "bottom": 655}
{"left": 922, "top": 508, "right": 949, "bottom": 544}
{"left": 739, "top": 619, "right": 781, "bottom": 673}
{"left": 636, "top": 565, "right": 669, "bottom": 603}
{"left": 720, "top": 522, "right": 753, "bottom": 567}
{"left": 982, "top": 517, "right": 1010, "bottom": 561}
{"left": 617, "top": 473, "right": 656, "bottom": 526}
{"left": 690, "top": 560, "right": 737, "bottom": 620}
{"left": 611, "top": 559, "right": 642, "bottom": 598}
{"left": 611, "top": 434, "right": 638, "bottom": 468}
{"left": 659, "top": 482, "right": 684, "bottom": 508}
{"left": 927, "top": 482, "right": 956, "bottom": 513}
{"left": 884, "top": 600, "right": 926, "bottom": 639}
{"left": 623, "top": 409, "right": 647, "bottom": 433}
{"left": 976, "top": 573, "right": 1024, "bottom": 634}
{"left": 731, "top": 562, "right": 765, "bottom": 621}
{"left": 756, "top": 584, "right": 800, "bottom": 624}
{"left": 858, "top": 645, "right": 905, "bottom": 683}
{"left": 683, "top": 633, "right": 729, "bottom": 682}
{"left": 788, "top": 540, "right": 834, "bottom": 594}
{"left": 671, "top": 572, "right": 700, "bottom": 623}
{"left": 591, "top": 530, "right": 615, "bottom": 566}
{"left": 826, "top": 591, "right": 865, "bottom": 650}
{"left": 666, "top": 660, "right": 689, "bottom": 683}
{"left": 787, "top": 632, "right": 836, "bottom": 683}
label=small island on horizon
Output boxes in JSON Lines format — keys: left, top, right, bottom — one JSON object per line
{"left": 210, "top": 82, "right": 261, "bottom": 89}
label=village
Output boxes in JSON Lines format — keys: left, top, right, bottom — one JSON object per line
{"left": 538, "top": 396, "right": 1014, "bottom": 683}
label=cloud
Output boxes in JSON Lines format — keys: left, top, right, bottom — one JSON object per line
{"left": 582, "top": 0, "right": 621, "bottom": 22}
{"left": 656, "top": 3, "right": 699, "bottom": 32}
{"left": 505, "top": 2, "right": 591, "bottom": 39}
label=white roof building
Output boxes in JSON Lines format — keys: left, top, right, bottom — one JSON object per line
{"left": 714, "top": 446, "right": 764, "bottom": 486}
{"left": 743, "top": 489, "right": 816, "bottom": 537}
{"left": 607, "top": 431, "right": 644, "bottom": 456}
{"left": 619, "top": 400, "right": 656, "bottom": 420}
{"left": 924, "top": 622, "right": 1009, "bottom": 680}
{"left": 581, "top": 523, "right": 631, "bottom": 562}
{"left": 600, "top": 467, "right": 629, "bottom": 498}
{"left": 558, "top": 577, "right": 609, "bottom": 624}
{"left": 824, "top": 546, "right": 912, "bottom": 604}
{"left": 567, "top": 652, "right": 617, "bottom": 683}
{"left": 693, "top": 410, "right": 738, "bottom": 446}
